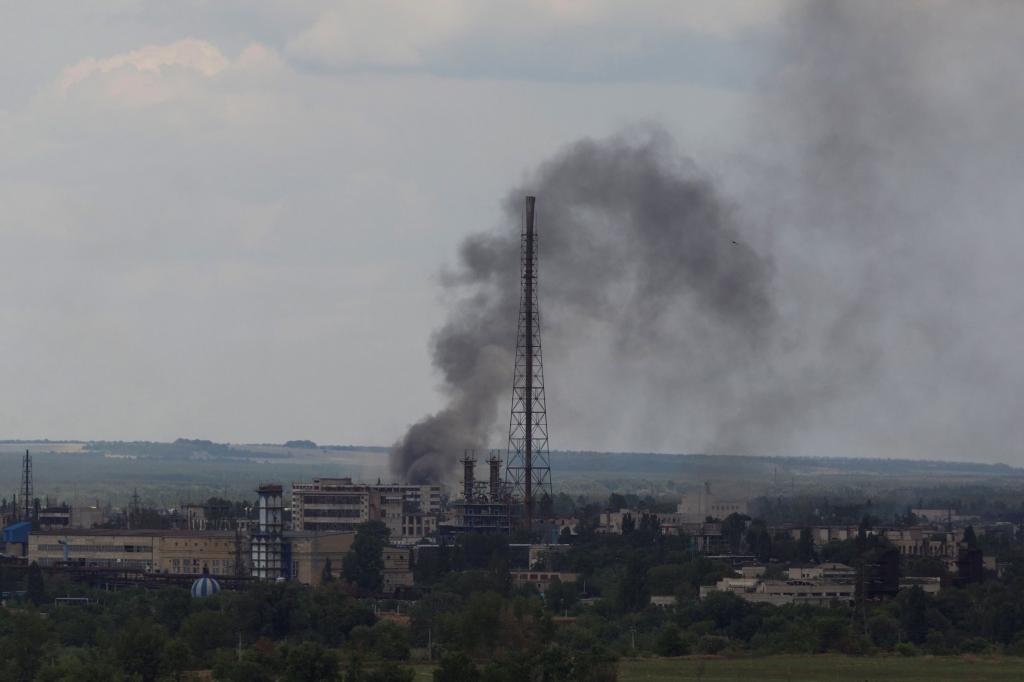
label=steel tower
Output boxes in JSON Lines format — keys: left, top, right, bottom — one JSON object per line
{"left": 506, "top": 195, "right": 552, "bottom": 529}
{"left": 20, "top": 449, "right": 33, "bottom": 522}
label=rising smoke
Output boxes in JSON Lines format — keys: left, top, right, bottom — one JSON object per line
{"left": 393, "top": 0, "right": 1024, "bottom": 482}
{"left": 391, "top": 128, "right": 776, "bottom": 483}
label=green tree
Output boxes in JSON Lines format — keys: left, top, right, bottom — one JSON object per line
{"left": 721, "top": 513, "right": 749, "bottom": 553}
{"left": 25, "top": 560, "right": 45, "bottom": 605}
{"left": 365, "top": 662, "right": 415, "bottom": 682}
{"left": 284, "top": 641, "right": 339, "bottom": 682}
{"left": 616, "top": 554, "right": 649, "bottom": 613}
{"left": 546, "top": 576, "right": 578, "bottom": 614}
{"left": 155, "top": 587, "right": 193, "bottom": 633}
{"left": 0, "top": 610, "right": 49, "bottom": 682}
{"left": 114, "top": 619, "right": 169, "bottom": 682}
{"left": 433, "top": 651, "right": 480, "bottom": 682}
{"left": 899, "top": 586, "right": 929, "bottom": 645}
{"left": 654, "top": 624, "right": 687, "bottom": 657}
{"left": 212, "top": 649, "right": 276, "bottom": 682}
{"left": 344, "top": 521, "right": 389, "bottom": 593}
{"left": 868, "top": 614, "right": 900, "bottom": 650}
{"left": 180, "top": 610, "right": 234, "bottom": 663}
{"left": 162, "top": 638, "right": 190, "bottom": 682}
{"left": 369, "top": 620, "right": 411, "bottom": 660}
{"left": 344, "top": 652, "right": 366, "bottom": 682}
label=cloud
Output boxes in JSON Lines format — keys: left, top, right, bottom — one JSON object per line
{"left": 285, "top": 0, "right": 784, "bottom": 82}
{"left": 53, "top": 39, "right": 286, "bottom": 108}
{"left": 60, "top": 38, "right": 229, "bottom": 90}
{"left": 56, "top": 39, "right": 229, "bottom": 108}
{"left": 288, "top": 1, "right": 472, "bottom": 69}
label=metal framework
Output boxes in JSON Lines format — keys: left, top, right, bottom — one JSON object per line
{"left": 20, "top": 449, "right": 33, "bottom": 522}
{"left": 505, "top": 195, "right": 552, "bottom": 528}
{"left": 251, "top": 484, "right": 284, "bottom": 580}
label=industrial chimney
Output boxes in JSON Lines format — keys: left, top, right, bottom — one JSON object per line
{"left": 488, "top": 451, "right": 502, "bottom": 501}
{"left": 461, "top": 451, "right": 476, "bottom": 501}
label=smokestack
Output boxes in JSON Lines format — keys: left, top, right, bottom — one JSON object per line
{"left": 461, "top": 450, "right": 476, "bottom": 501}
{"left": 488, "top": 451, "right": 502, "bottom": 501}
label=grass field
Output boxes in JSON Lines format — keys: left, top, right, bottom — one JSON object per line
{"left": 619, "top": 655, "right": 1024, "bottom": 681}
{"left": 409, "top": 655, "right": 1024, "bottom": 681}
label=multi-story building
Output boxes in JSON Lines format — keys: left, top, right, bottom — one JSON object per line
{"left": 158, "top": 530, "right": 242, "bottom": 575}
{"left": 700, "top": 576, "right": 856, "bottom": 607}
{"left": 28, "top": 529, "right": 238, "bottom": 574}
{"left": 291, "top": 477, "right": 441, "bottom": 541}
{"left": 27, "top": 526, "right": 352, "bottom": 587}
{"left": 596, "top": 510, "right": 726, "bottom": 553}
{"left": 381, "top": 546, "right": 414, "bottom": 594}
{"left": 180, "top": 503, "right": 209, "bottom": 530}
{"left": 510, "top": 570, "right": 578, "bottom": 592}
{"left": 38, "top": 504, "right": 73, "bottom": 529}
{"left": 677, "top": 482, "right": 748, "bottom": 522}
{"left": 881, "top": 528, "right": 963, "bottom": 560}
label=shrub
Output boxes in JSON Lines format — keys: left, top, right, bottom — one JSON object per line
{"left": 895, "top": 642, "right": 918, "bottom": 657}
{"left": 958, "top": 637, "right": 991, "bottom": 655}
{"left": 696, "top": 635, "right": 729, "bottom": 655}
{"left": 654, "top": 624, "right": 687, "bottom": 657}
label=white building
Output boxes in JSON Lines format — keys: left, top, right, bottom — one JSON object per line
{"left": 677, "top": 482, "right": 748, "bottom": 522}
{"left": 291, "top": 477, "right": 441, "bottom": 542}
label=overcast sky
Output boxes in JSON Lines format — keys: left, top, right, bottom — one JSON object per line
{"left": 3, "top": 2, "right": 1022, "bottom": 465}
{"left": 0, "top": 1, "right": 782, "bottom": 445}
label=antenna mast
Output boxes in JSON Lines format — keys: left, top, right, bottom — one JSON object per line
{"left": 506, "top": 195, "right": 553, "bottom": 529}
{"left": 20, "top": 450, "right": 33, "bottom": 522}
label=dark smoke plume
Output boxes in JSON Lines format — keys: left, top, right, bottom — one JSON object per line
{"left": 395, "top": 0, "right": 1024, "bottom": 479}
{"left": 391, "top": 128, "right": 776, "bottom": 483}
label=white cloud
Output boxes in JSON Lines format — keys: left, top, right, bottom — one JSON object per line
{"left": 285, "top": 0, "right": 785, "bottom": 73}
{"left": 55, "top": 39, "right": 229, "bottom": 107}
{"left": 288, "top": 1, "right": 472, "bottom": 68}
{"left": 60, "top": 38, "right": 230, "bottom": 91}
{"left": 51, "top": 39, "right": 287, "bottom": 109}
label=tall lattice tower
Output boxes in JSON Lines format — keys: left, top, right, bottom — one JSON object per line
{"left": 20, "top": 449, "right": 33, "bottom": 522}
{"left": 506, "top": 195, "right": 553, "bottom": 529}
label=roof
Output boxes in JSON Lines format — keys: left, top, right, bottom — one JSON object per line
{"left": 30, "top": 528, "right": 237, "bottom": 538}
{"left": 283, "top": 530, "right": 356, "bottom": 539}
{"left": 3, "top": 521, "right": 32, "bottom": 543}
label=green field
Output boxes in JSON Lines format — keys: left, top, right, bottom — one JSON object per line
{"left": 409, "top": 655, "right": 1024, "bottom": 681}
{"left": 618, "top": 655, "right": 1024, "bottom": 681}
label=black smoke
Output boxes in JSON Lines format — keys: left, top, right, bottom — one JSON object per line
{"left": 394, "top": 0, "right": 1024, "bottom": 481}
{"left": 391, "top": 128, "right": 776, "bottom": 483}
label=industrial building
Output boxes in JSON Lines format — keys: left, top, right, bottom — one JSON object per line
{"left": 251, "top": 484, "right": 284, "bottom": 579}
{"left": 676, "top": 482, "right": 749, "bottom": 522}
{"left": 23, "top": 484, "right": 353, "bottom": 588}
{"left": 28, "top": 529, "right": 242, "bottom": 574}
{"left": 291, "top": 477, "right": 441, "bottom": 542}
{"left": 27, "top": 525, "right": 352, "bottom": 587}
{"left": 442, "top": 452, "right": 519, "bottom": 535}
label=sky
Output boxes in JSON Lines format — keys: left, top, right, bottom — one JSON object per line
{"left": 2, "top": 2, "right": 1023, "bottom": 465}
